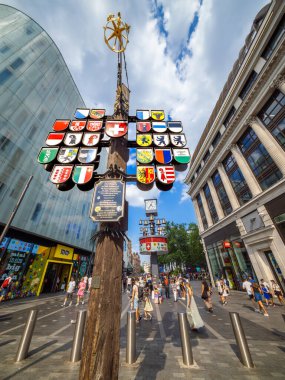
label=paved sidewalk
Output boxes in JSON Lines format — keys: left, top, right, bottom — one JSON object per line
{"left": 0, "top": 283, "right": 284, "bottom": 379}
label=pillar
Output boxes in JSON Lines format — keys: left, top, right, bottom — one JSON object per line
{"left": 200, "top": 190, "right": 213, "bottom": 228}
{"left": 207, "top": 178, "right": 224, "bottom": 220}
{"left": 192, "top": 198, "right": 204, "bottom": 233}
{"left": 217, "top": 164, "right": 240, "bottom": 210}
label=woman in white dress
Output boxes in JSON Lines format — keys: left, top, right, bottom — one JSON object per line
{"left": 185, "top": 281, "right": 204, "bottom": 330}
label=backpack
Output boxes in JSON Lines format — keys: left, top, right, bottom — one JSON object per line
{"left": 138, "top": 286, "right": 144, "bottom": 301}
{"left": 2, "top": 278, "right": 10, "bottom": 288}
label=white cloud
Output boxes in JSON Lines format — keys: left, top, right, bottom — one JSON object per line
{"left": 126, "top": 184, "right": 161, "bottom": 207}
{"left": 180, "top": 184, "right": 191, "bottom": 204}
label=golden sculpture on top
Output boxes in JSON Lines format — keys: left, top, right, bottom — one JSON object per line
{"left": 104, "top": 12, "right": 130, "bottom": 53}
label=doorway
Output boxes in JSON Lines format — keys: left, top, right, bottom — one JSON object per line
{"left": 42, "top": 261, "right": 72, "bottom": 293}
{"left": 264, "top": 250, "right": 285, "bottom": 292}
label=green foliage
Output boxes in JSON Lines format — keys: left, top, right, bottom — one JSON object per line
{"left": 158, "top": 222, "right": 205, "bottom": 269}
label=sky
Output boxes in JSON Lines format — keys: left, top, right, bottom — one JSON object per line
{"left": 3, "top": 0, "right": 269, "bottom": 261}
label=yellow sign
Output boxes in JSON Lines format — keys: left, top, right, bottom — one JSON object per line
{"left": 54, "top": 244, "right": 74, "bottom": 260}
{"left": 151, "top": 110, "right": 165, "bottom": 121}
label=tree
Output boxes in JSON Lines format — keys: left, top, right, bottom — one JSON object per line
{"left": 158, "top": 222, "right": 206, "bottom": 271}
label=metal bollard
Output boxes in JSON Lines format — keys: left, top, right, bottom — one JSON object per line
{"left": 70, "top": 310, "right": 87, "bottom": 362}
{"left": 126, "top": 310, "right": 136, "bottom": 364}
{"left": 177, "top": 312, "right": 194, "bottom": 366}
{"left": 15, "top": 309, "right": 38, "bottom": 362}
{"left": 229, "top": 312, "right": 254, "bottom": 368}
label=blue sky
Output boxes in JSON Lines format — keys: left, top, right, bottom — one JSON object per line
{"left": 3, "top": 0, "right": 269, "bottom": 259}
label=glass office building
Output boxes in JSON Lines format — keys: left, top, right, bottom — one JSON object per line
{"left": 0, "top": 5, "right": 99, "bottom": 296}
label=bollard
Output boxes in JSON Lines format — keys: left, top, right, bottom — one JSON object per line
{"left": 229, "top": 312, "right": 254, "bottom": 368}
{"left": 126, "top": 310, "right": 136, "bottom": 364}
{"left": 70, "top": 310, "right": 87, "bottom": 362}
{"left": 177, "top": 312, "right": 194, "bottom": 366}
{"left": 15, "top": 309, "right": 38, "bottom": 362}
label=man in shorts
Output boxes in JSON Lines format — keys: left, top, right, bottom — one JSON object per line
{"left": 242, "top": 277, "right": 258, "bottom": 312}
{"left": 61, "top": 276, "right": 76, "bottom": 306}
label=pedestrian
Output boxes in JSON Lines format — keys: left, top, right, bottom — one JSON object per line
{"left": 180, "top": 279, "right": 186, "bottom": 300}
{"left": 122, "top": 276, "right": 127, "bottom": 293}
{"left": 171, "top": 279, "right": 178, "bottom": 302}
{"left": 0, "top": 273, "right": 13, "bottom": 303}
{"left": 143, "top": 284, "right": 153, "bottom": 320}
{"left": 88, "top": 276, "right": 92, "bottom": 293}
{"left": 76, "top": 277, "right": 86, "bottom": 306}
{"left": 127, "top": 276, "right": 132, "bottom": 293}
{"left": 222, "top": 280, "right": 230, "bottom": 305}
{"left": 83, "top": 274, "right": 88, "bottom": 286}
{"left": 61, "top": 276, "right": 76, "bottom": 306}
{"left": 55, "top": 276, "right": 60, "bottom": 291}
{"left": 185, "top": 281, "right": 204, "bottom": 330}
{"left": 242, "top": 277, "right": 259, "bottom": 312}
{"left": 251, "top": 282, "right": 269, "bottom": 317}
{"left": 260, "top": 279, "right": 274, "bottom": 307}
{"left": 216, "top": 279, "right": 225, "bottom": 305}
{"left": 164, "top": 276, "right": 170, "bottom": 299}
{"left": 154, "top": 285, "right": 160, "bottom": 304}
{"left": 270, "top": 280, "right": 285, "bottom": 305}
{"left": 201, "top": 280, "right": 213, "bottom": 312}
{"left": 131, "top": 278, "right": 140, "bottom": 323}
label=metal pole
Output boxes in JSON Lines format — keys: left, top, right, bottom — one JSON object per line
{"left": 0, "top": 175, "right": 33, "bottom": 250}
{"left": 126, "top": 310, "right": 136, "bottom": 364}
{"left": 177, "top": 312, "right": 194, "bottom": 366}
{"left": 70, "top": 310, "right": 87, "bottom": 362}
{"left": 15, "top": 309, "right": 38, "bottom": 362}
{"left": 229, "top": 312, "right": 254, "bottom": 368}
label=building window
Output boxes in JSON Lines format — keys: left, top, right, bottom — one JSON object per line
{"left": 212, "top": 171, "right": 232, "bottom": 216}
{"left": 238, "top": 127, "right": 282, "bottom": 190}
{"left": 0, "top": 44, "right": 10, "bottom": 54}
{"left": 239, "top": 70, "right": 258, "bottom": 100}
{"left": 271, "top": 116, "right": 285, "bottom": 149}
{"left": 223, "top": 106, "right": 236, "bottom": 128}
{"left": 196, "top": 164, "right": 202, "bottom": 175}
{"left": 258, "top": 90, "right": 285, "bottom": 126}
{"left": 0, "top": 68, "right": 12, "bottom": 85}
{"left": 203, "top": 150, "right": 210, "bottom": 164}
{"left": 223, "top": 153, "right": 252, "bottom": 205}
{"left": 262, "top": 14, "right": 285, "bottom": 60}
{"left": 10, "top": 57, "right": 24, "bottom": 70}
{"left": 197, "top": 193, "right": 208, "bottom": 230}
{"left": 31, "top": 203, "right": 42, "bottom": 222}
{"left": 203, "top": 183, "right": 218, "bottom": 223}
{"left": 212, "top": 131, "right": 221, "bottom": 148}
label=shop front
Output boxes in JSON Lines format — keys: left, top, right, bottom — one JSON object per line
{"left": 204, "top": 222, "right": 256, "bottom": 290}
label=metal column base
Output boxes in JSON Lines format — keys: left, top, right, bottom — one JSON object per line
{"left": 15, "top": 309, "right": 38, "bottom": 362}
{"left": 70, "top": 310, "right": 87, "bottom": 362}
{"left": 126, "top": 310, "right": 136, "bottom": 364}
{"left": 150, "top": 253, "right": 158, "bottom": 276}
{"left": 177, "top": 312, "right": 194, "bottom": 366}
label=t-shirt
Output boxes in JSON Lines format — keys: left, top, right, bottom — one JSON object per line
{"left": 242, "top": 281, "right": 252, "bottom": 295}
{"left": 164, "top": 278, "right": 169, "bottom": 286}
{"left": 67, "top": 281, "right": 76, "bottom": 293}
{"left": 83, "top": 276, "right": 88, "bottom": 284}
{"left": 127, "top": 277, "right": 132, "bottom": 285}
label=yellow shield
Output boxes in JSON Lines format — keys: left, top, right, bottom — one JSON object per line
{"left": 151, "top": 110, "right": 165, "bottom": 121}
{"left": 136, "top": 134, "right": 152, "bottom": 147}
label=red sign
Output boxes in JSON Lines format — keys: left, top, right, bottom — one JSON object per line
{"left": 223, "top": 241, "right": 231, "bottom": 249}
{"left": 105, "top": 121, "right": 128, "bottom": 138}
{"left": 139, "top": 236, "right": 168, "bottom": 255}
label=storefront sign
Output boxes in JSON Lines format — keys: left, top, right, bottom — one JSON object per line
{"left": 54, "top": 244, "right": 74, "bottom": 260}
{"left": 223, "top": 241, "right": 231, "bottom": 249}
{"left": 90, "top": 179, "right": 125, "bottom": 222}
{"left": 139, "top": 236, "right": 168, "bottom": 255}
{"left": 0, "top": 251, "right": 27, "bottom": 281}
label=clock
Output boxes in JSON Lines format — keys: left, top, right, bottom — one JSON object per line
{"left": 145, "top": 199, "right": 157, "bottom": 214}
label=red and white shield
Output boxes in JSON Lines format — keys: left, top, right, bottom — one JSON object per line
{"left": 105, "top": 121, "right": 128, "bottom": 138}
{"left": 137, "top": 122, "right": 151, "bottom": 133}
{"left": 156, "top": 165, "right": 175, "bottom": 184}
{"left": 87, "top": 121, "right": 103, "bottom": 132}
{"left": 69, "top": 120, "right": 86, "bottom": 131}
{"left": 50, "top": 165, "right": 73, "bottom": 184}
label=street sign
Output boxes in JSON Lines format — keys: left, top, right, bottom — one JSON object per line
{"left": 139, "top": 236, "right": 168, "bottom": 255}
{"left": 90, "top": 179, "right": 125, "bottom": 222}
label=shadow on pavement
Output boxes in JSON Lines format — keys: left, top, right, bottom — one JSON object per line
{"left": 28, "top": 339, "right": 58, "bottom": 357}
{"left": 0, "top": 339, "right": 16, "bottom": 348}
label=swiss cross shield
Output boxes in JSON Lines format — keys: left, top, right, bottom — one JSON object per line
{"left": 78, "top": 148, "right": 98, "bottom": 163}
{"left": 82, "top": 133, "right": 100, "bottom": 146}
{"left": 105, "top": 121, "right": 128, "bottom": 138}
{"left": 136, "top": 122, "right": 151, "bottom": 133}
{"left": 137, "top": 149, "right": 153, "bottom": 164}
{"left": 87, "top": 120, "right": 103, "bottom": 132}
{"left": 50, "top": 165, "right": 73, "bottom": 184}
{"left": 152, "top": 122, "right": 167, "bottom": 133}
{"left": 38, "top": 147, "right": 58, "bottom": 164}
{"left": 69, "top": 120, "right": 86, "bottom": 131}
{"left": 170, "top": 134, "right": 187, "bottom": 147}
{"left": 151, "top": 110, "right": 165, "bottom": 120}
{"left": 153, "top": 134, "right": 170, "bottom": 147}
{"left": 136, "top": 134, "right": 152, "bottom": 147}
{"left": 57, "top": 147, "right": 78, "bottom": 163}
{"left": 52, "top": 120, "right": 70, "bottom": 131}
{"left": 72, "top": 165, "right": 94, "bottom": 184}
{"left": 136, "top": 166, "right": 155, "bottom": 184}
{"left": 64, "top": 133, "right": 82, "bottom": 146}
{"left": 168, "top": 121, "right": 183, "bottom": 133}
{"left": 156, "top": 165, "right": 175, "bottom": 184}
{"left": 89, "top": 109, "right": 105, "bottom": 119}
{"left": 46, "top": 133, "right": 65, "bottom": 146}
{"left": 154, "top": 149, "right": 172, "bottom": 164}
{"left": 173, "top": 148, "right": 191, "bottom": 164}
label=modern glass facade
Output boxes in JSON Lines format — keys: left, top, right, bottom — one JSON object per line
{"left": 0, "top": 5, "right": 97, "bottom": 252}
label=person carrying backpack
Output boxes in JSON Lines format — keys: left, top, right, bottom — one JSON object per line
{"left": 0, "top": 273, "right": 13, "bottom": 302}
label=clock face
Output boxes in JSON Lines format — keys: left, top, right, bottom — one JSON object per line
{"left": 145, "top": 200, "right": 157, "bottom": 211}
